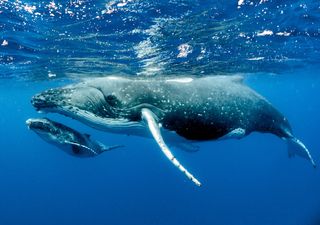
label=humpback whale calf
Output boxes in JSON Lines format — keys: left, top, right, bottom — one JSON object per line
{"left": 26, "top": 118, "right": 123, "bottom": 157}
{"left": 31, "top": 76, "right": 316, "bottom": 186}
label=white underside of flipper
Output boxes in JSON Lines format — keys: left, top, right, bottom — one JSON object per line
{"left": 218, "top": 128, "right": 246, "bottom": 140}
{"left": 141, "top": 108, "right": 201, "bottom": 187}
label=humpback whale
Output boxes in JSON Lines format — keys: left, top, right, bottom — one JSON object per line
{"left": 31, "top": 76, "right": 316, "bottom": 186}
{"left": 26, "top": 118, "right": 123, "bottom": 157}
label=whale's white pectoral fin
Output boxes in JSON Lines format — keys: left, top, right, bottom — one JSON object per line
{"left": 141, "top": 108, "right": 201, "bottom": 187}
{"left": 65, "top": 140, "right": 98, "bottom": 155}
{"left": 287, "top": 137, "right": 316, "bottom": 168}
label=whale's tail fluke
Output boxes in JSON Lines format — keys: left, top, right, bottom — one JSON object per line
{"left": 287, "top": 137, "right": 316, "bottom": 168}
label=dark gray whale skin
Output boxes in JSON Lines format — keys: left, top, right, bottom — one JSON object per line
{"left": 31, "top": 76, "right": 293, "bottom": 141}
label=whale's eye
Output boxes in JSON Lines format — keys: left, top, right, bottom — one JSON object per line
{"left": 106, "top": 95, "right": 116, "bottom": 101}
{"left": 105, "top": 95, "right": 121, "bottom": 107}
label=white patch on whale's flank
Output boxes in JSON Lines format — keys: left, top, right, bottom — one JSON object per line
{"left": 165, "top": 78, "right": 193, "bottom": 83}
{"left": 219, "top": 128, "right": 246, "bottom": 140}
{"left": 141, "top": 108, "right": 201, "bottom": 187}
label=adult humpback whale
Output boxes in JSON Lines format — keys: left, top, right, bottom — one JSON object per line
{"left": 31, "top": 76, "right": 316, "bottom": 186}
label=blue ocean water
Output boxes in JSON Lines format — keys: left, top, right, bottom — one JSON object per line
{"left": 0, "top": 0, "right": 320, "bottom": 225}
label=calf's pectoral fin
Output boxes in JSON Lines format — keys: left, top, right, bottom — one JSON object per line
{"left": 286, "top": 137, "right": 316, "bottom": 168}
{"left": 141, "top": 108, "right": 201, "bottom": 187}
{"left": 65, "top": 140, "right": 98, "bottom": 156}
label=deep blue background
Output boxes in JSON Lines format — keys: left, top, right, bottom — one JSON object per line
{"left": 0, "top": 0, "right": 320, "bottom": 225}
{"left": 0, "top": 69, "right": 319, "bottom": 225}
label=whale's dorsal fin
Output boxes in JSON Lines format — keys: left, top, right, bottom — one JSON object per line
{"left": 141, "top": 108, "right": 201, "bottom": 187}
{"left": 230, "top": 75, "right": 244, "bottom": 83}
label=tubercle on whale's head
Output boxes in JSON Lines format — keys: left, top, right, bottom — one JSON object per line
{"left": 31, "top": 88, "right": 65, "bottom": 112}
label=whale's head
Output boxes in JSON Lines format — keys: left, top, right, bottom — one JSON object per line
{"left": 31, "top": 86, "right": 116, "bottom": 116}
{"left": 26, "top": 118, "right": 61, "bottom": 142}
{"left": 31, "top": 78, "right": 144, "bottom": 130}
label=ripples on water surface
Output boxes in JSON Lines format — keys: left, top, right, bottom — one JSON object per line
{"left": 1, "top": 1, "right": 320, "bottom": 225}
{"left": 0, "top": 0, "right": 319, "bottom": 79}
